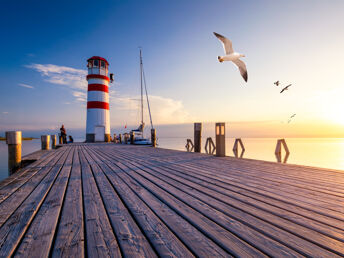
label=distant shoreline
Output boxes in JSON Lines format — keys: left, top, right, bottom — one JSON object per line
{"left": 0, "top": 137, "right": 38, "bottom": 141}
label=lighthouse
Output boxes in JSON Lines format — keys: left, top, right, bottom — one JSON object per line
{"left": 86, "top": 56, "right": 111, "bottom": 142}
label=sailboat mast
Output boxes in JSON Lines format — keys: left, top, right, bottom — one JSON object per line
{"left": 140, "top": 49, "right": 144, "bottom": 127}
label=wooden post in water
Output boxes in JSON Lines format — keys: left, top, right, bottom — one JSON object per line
{"left": 130, "top": 132, "right": 135, "bottom": 144}
{"left": 51, "top": 135, "right": 57, "bottom": 149}
{"left": 118, "top": 134, "right": 122, "bottom": 143}
{"left": 216, "top": 122, "right": 226, "bottom": 157}
{"left": 194, "top": 123, "right": 202, "bottom": 153}
{"left": 6, "top": 131, "right": 22, "bottom": 175}
{"left": 41, "top": 135, "right": 50, "bottom": 150}
{"left": 151, "top": 128, "right": 156, "bottom": 147}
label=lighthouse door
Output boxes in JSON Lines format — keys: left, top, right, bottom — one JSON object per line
{"left": 95, "top": 126, "right": 105, "bottom": 142}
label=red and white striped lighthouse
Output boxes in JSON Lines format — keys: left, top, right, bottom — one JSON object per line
{"left": 86, "top": 56, "right": 111, "bottom": 142}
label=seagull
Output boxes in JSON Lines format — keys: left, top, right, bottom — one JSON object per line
{"left": 280, "top": 84, "right": 292, "bottom": 93}
{"left": 274, "top": 81, "right": 280, "bottom": 86}
{"left": 288, "top": 114, "right": 296, "bottom": 123}
{"left": 213, "top": 32, "right": 248, "bottom": 82}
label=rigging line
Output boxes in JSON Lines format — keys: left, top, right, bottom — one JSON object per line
{"left": 142, "top": 66, "right": 154, "bottom": 129}
{"left": 139, "top": 48, "right": 144, "bottom": 126}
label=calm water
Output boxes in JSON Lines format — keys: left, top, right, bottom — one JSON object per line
{"left": 1, "top": 137, "right": 343, "bottom": 181}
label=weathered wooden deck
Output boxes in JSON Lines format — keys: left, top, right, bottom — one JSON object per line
{"left": 0, "top": 143, "right": 343, "bottom": 257}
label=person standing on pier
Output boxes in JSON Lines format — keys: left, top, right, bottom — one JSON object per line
{"left": 60, "top": 125, "right": 67, "bottom": 144}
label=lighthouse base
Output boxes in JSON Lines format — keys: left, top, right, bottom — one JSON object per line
{"left": 86, "top": 133, "right": 111, "bottom": 142}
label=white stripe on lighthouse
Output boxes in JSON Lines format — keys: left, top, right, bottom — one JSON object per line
{"left": 87, "top": 91, "right": 109, "bottom": 103}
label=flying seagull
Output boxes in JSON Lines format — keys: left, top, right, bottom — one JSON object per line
{"left": 288, "top": 114, "right": 296, "bottom": 123}
{"left": 274, "top": 81, "right": 280, "bottom": 86}
{"left": 213, "top": 32, "right": 248, "bottom": 82}
{"left": 280, "top": 84, "right": 292, "bottom": 93}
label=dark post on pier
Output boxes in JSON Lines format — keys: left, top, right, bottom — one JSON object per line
{"left": 216, "top": 122, "right": 226, "bottom": 157}
{"left": 51, "top": 135, "right": 57, "bottom": 149}
{"left": 5, "top": 131, "right": 22, "bottom": 175}
{"left": 41, "top": 135, "right": 50, "bottom": 150}
{"left": 130, "top": 132, "right": 135, "bottom": 144}
{"left": 194, "top": 122, "right": 202, "bottom": 153}
{"left": 151, "top": 128, "right": 156, "bottom": 147}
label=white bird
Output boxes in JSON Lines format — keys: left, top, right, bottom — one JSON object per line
{"left": 213, "top": 32, "right": 248, "bottom": 82}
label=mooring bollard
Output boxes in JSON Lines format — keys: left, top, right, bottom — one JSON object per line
{"left": 194, "top": 122, "right": 202, "bottom": 153}
{"left": 130, "top": 132, "right": 135, "bottom": 144}
{"left": 41, "top": 135, "right": 50, "bottom": 150}
{"left": 51, "top": 135, "right": 57, "bottom": 149}
{"left": 215, "top": 122, "right": 226, "bottom": 157}
{"left": 124, "top": 133, "right": 128, "bottom": 144}
{"left": 6, "top": 131, "right": 22, "bottom": 175}
{"left": 119, "top": 134, "right": 122, "bottom": 144}
{"left": 151, "top": 128, "right": 156, "bottom": 147}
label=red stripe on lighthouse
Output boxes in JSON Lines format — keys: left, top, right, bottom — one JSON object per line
{"left": 88, "top": 84, "right": 109, "bottom": 93}
{"left": 87, "top": 101, "right": 109, "bottom": 110}
{"left": 86, "top": 74, "right": 110, "bottom": 82}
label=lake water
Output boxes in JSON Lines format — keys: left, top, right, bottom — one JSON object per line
{"left": 1, "top": 137, "right": 344, "bottom": 181}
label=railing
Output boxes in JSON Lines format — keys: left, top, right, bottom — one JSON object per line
{"left": 205, "top": 137, "right": 216, "bottom": 155}
{"left": 185, "top": 139, "right": 194, "bottom": 152}
{"left": 233, "top": 138, "right": 245, "bottom": 158}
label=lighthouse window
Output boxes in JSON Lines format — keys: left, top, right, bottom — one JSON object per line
{"left": 87, "top": 61, "right": 92, "bottom": 68}
{"left": 101, "top": 61, "right": 105, "bottom": 68}
{"left": 94, "top": 60, "right": 99, "bottom": 67}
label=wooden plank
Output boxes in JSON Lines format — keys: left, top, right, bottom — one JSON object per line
{"left": 78, "top": 147, "right": 121, "bottom": 257}
{"left": 130, "top": 160, "right": 344, "bottom": 256}
{"left": 0, "top": 148, "right": 65, "bottom": 204}
{"left": 100, "top": 148, "right": 342, "bottom": 257}
{"left": 52, "top": 146, "right": 84, "bottom": 257}
{"left": 111, "top": 147, "right": 344, "bottom": 232}
{"left": 14, "top": 146, "right": 74, "bottom": 257}
{"left": 172, "top": 160, "right": 344, "bottom": 221}
{"left": 0, "top": 147, "right": 71, "bottom": 256}
{"left": 86, "top": 147, "right": 229, "bottom": 257}
{"left": 161, "top": 162, "right": 344, "bottom": 240}
{"left": 0, "top": 148, "right": 67, "bottom": 227}
{"left": 90, "top": 147, "right": 265, "bottom": 257}
{"left": 81, "top": 147, "right": 157, "bottom": 257}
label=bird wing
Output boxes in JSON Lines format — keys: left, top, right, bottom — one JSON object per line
{"left": 232, "top": 58, "right": 248, "bottom": 82}
{"left": 280, "top": 88, "right": 286, "bottom": 93}
{"left": 213, "top": 32, "right": 233, "bottom": 55}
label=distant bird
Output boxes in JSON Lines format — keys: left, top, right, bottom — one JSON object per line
{"left": 280, "top": 84, "right": 292, "bottom": 93}
{"left": 213, "top": 32, "right": 248, "bottom": 82}
{"left": 274, "top": 81, "right": 280, "bottom": 86}
{"left": 288, "top": 114, "right": 296, "bottom": 123}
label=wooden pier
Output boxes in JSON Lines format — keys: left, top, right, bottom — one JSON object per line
{"left": 0, "top": 143, "right": 343, "bottom": 257}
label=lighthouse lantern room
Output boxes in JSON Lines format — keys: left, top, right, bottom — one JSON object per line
{"left": 86, "top": 56, "right": 111, "bottom": 142}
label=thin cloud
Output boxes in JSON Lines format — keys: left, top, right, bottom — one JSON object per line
{"left": 2, "top": 112, "right": 9, "bottom": 114}
{"left": 27, "top": 63, "right": 191, "bottom": 124}
{"left": 18, "top": 83, "right": 34, "bottom": 89}
{"left": 26, "top": 63, "right": 87, "bottom": 90}
{"left": 73, "top": 91, "right": 87, "bottom": 102}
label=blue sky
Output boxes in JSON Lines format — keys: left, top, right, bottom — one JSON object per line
{"left": 1, "top": 1, "right": 344, "bottom": 137}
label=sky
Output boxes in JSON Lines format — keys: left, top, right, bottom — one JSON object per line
{"left": 1, "top": 0, "right": 344, "bottom": 138}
